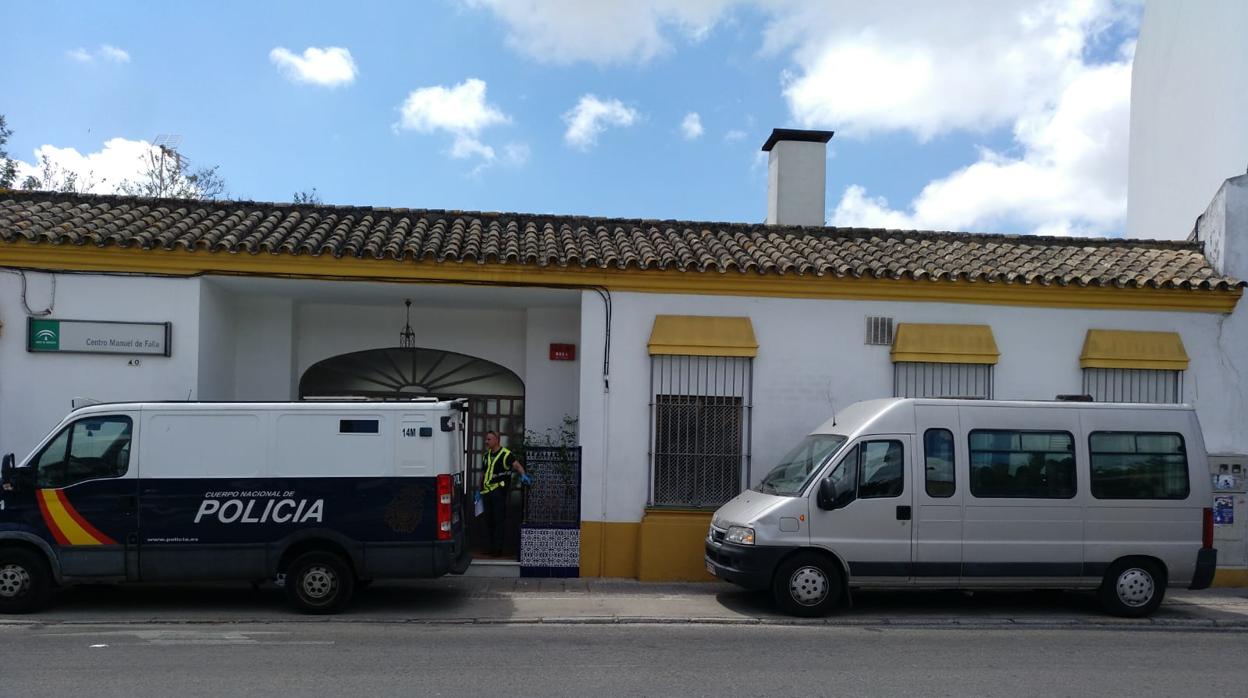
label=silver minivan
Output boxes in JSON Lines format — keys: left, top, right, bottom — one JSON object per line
{"left": 705, "top": 398, "right": 1218, "bottom": 617}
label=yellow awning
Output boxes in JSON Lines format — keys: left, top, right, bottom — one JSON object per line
{"left": 647, "top": 315, "right": 758, "bottom": 357}
{"left": 890, "top": 323, "right": 999, "bottom": 365}
{"left": 1080, "top": 330, "right": 1189, "bottom": 370}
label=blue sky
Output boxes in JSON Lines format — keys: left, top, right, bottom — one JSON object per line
{"left": 1, "top": 1, "right": 1144, "bottom": 236}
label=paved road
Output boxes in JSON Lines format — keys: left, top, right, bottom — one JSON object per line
{"left": 5, "top": 578, "right": 1248, "bottom": 628}
{"left": 2, "top": 623, "right": 1246, "bottom": 697}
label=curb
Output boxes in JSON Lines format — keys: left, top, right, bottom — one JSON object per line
{"left": 4, "top": 616, "right": 1247, "bottom": 631}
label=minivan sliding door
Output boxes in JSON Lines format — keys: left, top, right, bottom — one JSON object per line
{"left": 912, "top": 405, "right": 963, "bottom": 585}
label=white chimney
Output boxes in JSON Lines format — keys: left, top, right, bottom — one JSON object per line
{"left": 763, "top": 128, "right": 834, "bottom": 227}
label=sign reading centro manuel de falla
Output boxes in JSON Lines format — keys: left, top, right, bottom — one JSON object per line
{"left": 27, "top": 317, "right": 171, "bottom": 356}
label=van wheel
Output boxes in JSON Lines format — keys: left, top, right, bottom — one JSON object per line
{"left": 1099, "top": 559, "right": 1166, "bottom": 618}
{"left": 285, "top": 552, "right": 355, "bottom": 615}
{"left": 0, "top": 548, "right": 52, "bottom": 614}
{"left": 772, "top": 553, "right": 842, "bottom": 617}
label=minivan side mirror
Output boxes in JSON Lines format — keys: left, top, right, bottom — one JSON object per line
{"left": 816, "top": 477, "right": 839, "bottom": 510}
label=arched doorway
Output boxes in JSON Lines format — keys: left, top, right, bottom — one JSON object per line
{"left": 300, "top": 347, "right": 526, "bottom": 558}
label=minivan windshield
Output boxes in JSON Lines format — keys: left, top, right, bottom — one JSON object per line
{"left": 755, "top": 434, "right": 848, "bottom": 496}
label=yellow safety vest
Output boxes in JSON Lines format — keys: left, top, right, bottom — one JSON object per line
{"left": 481, "top": 447, "right": 513, "bottom": 494}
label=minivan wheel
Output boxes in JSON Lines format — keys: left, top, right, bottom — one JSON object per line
{"left": 285, "top": 551, "right": 355, "bottom": 615}
{"left": 1099, "top": 559, "right": 1166, "bottom": 618}
{"left": 772, "top": 553, "right": 843, "bottom": 618}
{"left": 0, "top": 548, "right": 52, "bottom": 614}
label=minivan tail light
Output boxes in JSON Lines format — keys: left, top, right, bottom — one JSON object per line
{"left": 437, "top": 474, "right": 453, "bottom": 541}
{"left": 1202, "top": 507, "right": 1214, "bottom": 549}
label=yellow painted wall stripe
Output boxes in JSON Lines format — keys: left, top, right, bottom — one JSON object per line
{"left": 0, "top": 243, "right": 1240, "bottom": 313}
{"left": 38, "top": 489, "right": 105, "bottom": 546}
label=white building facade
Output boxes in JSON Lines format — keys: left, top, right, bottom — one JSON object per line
{"left": 3, "top": 131, "right": 1247, "bottom": 583}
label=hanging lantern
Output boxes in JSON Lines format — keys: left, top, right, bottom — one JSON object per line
{"left": 399, "top": 299, "right": 416, "bottom": 349}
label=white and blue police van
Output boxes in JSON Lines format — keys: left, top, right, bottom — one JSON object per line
{"left": 0, "top": 399, "right": 471, "bottom": 614}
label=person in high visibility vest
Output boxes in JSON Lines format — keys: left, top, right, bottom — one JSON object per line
{"left": 481, "top": 430, "right": 525, "bottom": 556}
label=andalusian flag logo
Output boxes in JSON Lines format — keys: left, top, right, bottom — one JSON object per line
{"left": 36, "top": 489, "right": 115, "bottom": 545}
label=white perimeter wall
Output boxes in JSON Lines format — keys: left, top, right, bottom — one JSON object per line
{"left": 197, "top": 279, "right": 236, "bottom": 401}
{"left": 1127, "top": 0, "right": 1248, "bottom": 240}
{"left": 523, "top": 307, "right": 580, "bottom": 441}
{"left": 233, "top": 296, "right": 296, "bottom": 401}
{"left": 0, "top": 272, "right": 203, "bottom": 459}
{"left": 579, "top": 291, "right": 1248, "bottom": 524}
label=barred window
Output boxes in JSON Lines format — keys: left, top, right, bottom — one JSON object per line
{"left": 1090, "top": 432, "right": 1189, "bottom": 499}
{"left": 894, "top": 362, "right": 993, "bottom": 399}
{"left": 649, "top": 356, "right": 752, "bottom": 508}
{"left": 1083, "top": 368, "right": 1182, "bottom": 404}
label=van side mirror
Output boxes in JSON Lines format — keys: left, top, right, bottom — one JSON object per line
{"left": 816, "top": 477, "right": 839, "bottom": 510}
{"left": 1, "top": 453, "right": 16, "bottom": 490}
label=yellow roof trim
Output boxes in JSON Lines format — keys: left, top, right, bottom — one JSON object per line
{"left": 1080, "top": 330, "right": 1189, "bottom": 370}
{"left": 891, "top": 323, "right": 999, "bottom": 365}
{"left": 648, "top": 315, "right": 758, "bottom": 357}
{"left": 0, "top": 243, "right": 1240, "bottom": 313}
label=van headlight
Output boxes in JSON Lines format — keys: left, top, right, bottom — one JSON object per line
{"left": 725, "top": 526, "right": 755, "bottom": 545}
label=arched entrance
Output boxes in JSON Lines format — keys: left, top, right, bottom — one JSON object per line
{"left": 300, "top": 347, "right": 526, "bottom": 558}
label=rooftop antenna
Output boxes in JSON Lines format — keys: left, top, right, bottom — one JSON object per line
{"left": 825, "top": 379, "right": 838, "bottom": 427}
{"left": 152, "top": 134, "right": 184, "bottom": 194}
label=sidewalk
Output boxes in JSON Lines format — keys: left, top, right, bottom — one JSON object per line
{"left": 4, "top": 577, "right": 1248, "bottom": 629}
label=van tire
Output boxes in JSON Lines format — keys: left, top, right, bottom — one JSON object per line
{"left": 0, "top": 548, "right": 52, "bottom": 614}
{"left": 1099, "top": 559, "right": 1166, "bottom": 618}
{"left": 772, "top": 552, "right": 842, "bottom": 617}
{"left": 285, "top": 551, "right": 355, "bottom": 615}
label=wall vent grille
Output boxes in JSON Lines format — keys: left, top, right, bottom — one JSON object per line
{"left": 866, "top": 316, "right": 894, "bottom": 346}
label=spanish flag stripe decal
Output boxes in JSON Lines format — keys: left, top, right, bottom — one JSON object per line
{"left": 55, "top": 489, "right": 116, "bottom": 545}
{"left": 37, "top": 489, "right": 109, "bottom": 546}
{"left": 36, "top": 489, "right": 71, "bottom": 546}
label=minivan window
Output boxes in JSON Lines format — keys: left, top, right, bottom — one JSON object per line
{"left": 35, "top": 416, "right": 132, "bottom": 489}
{"left": 924, "top": 429, "right": 955, "bottom": 497}
{"left": 858, "top": 440, "right": 905, "bottom": 499}
{"left": 1090, "top": 431, "right": 1189, "bottom": 499}
{"left": 969, "top": 430, "right": 1076, "bottom": 499}
{"left": 756, "top": 434, "right": 848, "bottom": 496}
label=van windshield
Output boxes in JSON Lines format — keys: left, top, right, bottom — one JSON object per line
{"left": 755, "top": 434, "right": 848, "bottom": 496}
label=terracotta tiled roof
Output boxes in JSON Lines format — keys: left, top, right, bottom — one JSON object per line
{"left": 0, "top": 190, "right": 1242, "bottom": 291}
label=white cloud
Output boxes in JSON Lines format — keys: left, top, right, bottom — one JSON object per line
{"left": 396, "top": 78, "right": 511, "bottom": 162}
{"left": 67, "top": 45, "right": 131, "bottom": 64}
{"left": 503, "top": 143, "right": 531, "bottom": 166}
{"left": 563, "top": 95, "right": 638, "bottom": 150}
{"left": 462, "top": 0, "right": 736, "bottom": 64}
{"left": 680, "top": 112, "right": 704, "bottom": 140}
{"left": 767, "top": 1, "right": 1122, "bottom": 140}
{"left": 12, "top": 138, "right": 158, "bottom": 194}
{"left": 723, "top": 129, "right": 747, "bottom": 142}
{"left": 832, "top": 58, "right": 1132, "bottom": 236}
{"left": 269, "top": 46, "right": 358, "bottom": 87}
{"left": 98, "top": 45, "right": 131, "bottom": 63}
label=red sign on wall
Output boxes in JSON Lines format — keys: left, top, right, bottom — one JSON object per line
{"left": 549, "top": 343, "right": 576, "bottom": 361}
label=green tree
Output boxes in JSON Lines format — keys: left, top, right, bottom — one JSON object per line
{"left": 292, "top": 187, "right": 322, "bottom": 204}
{"left": 1, "top": 115, "right": 18, "bottom": 189}
{"left": 117, "top": 145, "right": 227, "bottom": 200}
